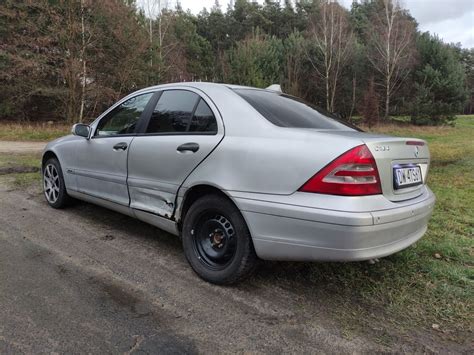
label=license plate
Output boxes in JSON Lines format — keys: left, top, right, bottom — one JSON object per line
{"left": 393, "top": 165, "right": 423, "bottom": 189}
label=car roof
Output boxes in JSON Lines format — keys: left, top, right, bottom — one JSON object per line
{"left": 135, "top": 81, "right": 272, "bottom": 93}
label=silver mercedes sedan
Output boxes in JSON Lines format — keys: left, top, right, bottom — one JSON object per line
{"left": 42, "top": 82, "right": 435, "bottom": 284}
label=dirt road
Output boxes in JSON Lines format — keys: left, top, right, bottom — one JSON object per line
{"left": 2, "top": 180, "right": 461, "bottom": 353}
{"left": 0, "top": 185, "right": 365, "bottom": 353}
{"left": 0, "top": 141, "right": 46, "bottom": 154}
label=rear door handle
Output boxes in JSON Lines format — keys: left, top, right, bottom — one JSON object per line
{"left": 177, "top": 142, "right": 199, "bottom": 153}
{"left": 113, "top": 142, "right": 128, "bottom": 151}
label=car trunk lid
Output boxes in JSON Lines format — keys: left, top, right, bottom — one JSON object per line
{"left": 312, "top": 130, "right": 430, "bottom": 201}
{"left": 362, "top": 137, "right": 430, "bottom": 201}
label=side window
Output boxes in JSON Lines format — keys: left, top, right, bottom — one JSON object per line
{"left": 95, "top": 93, "right": 153, "bottom": 137}
{"left": 189, "top": 99, "right": 217, "bottom": 133}
{"left": 146, "top": 90, "right": 199, "bottom": 134}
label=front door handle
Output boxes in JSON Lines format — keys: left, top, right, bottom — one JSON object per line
{"left": 177, "top": 142, "right": 199, "bottom": 153}
{"left": 113, "top": 142, "right": 128, "bottom": 151}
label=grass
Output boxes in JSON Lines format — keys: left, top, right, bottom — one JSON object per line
{"left": 308, "top": 115, "right": 474, "bottom": 342}
{"left": 0, "top": 122, "right": 70, "bottom": 141}
{"left": 0, "top": 152, "right": 41, "bottom": 168}
{"left": 10, "top": 171, "right": 42, "bottom": 188}
{"left": 0, "top": 115, "right": 472, "bottom": 344}
{"left": 0, "top": 152, "right": 42, "bottom": 188}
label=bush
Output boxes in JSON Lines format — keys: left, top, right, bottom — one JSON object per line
{"left": 410, "top": 83, "right": 457, "bottom": 126}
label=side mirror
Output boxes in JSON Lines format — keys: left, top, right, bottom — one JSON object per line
{"left": 72, "top": 123, "right": 90, "bottom": 138}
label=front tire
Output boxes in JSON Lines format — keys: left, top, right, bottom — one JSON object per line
{"left": 182, "top": 194, "right": 258, "bottom": 284}
{"left": 43, "top": 158, "right": 72, "bottom": 209}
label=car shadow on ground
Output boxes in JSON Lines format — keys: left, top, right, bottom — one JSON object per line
{"left": 24, "top": 192, "right": 463, "bottom": 352}
{"left": 50, "top": 195, "right": 395, "bottom": 294}
{"left": 68, "top": 198, "right": 183, "bottom": 250}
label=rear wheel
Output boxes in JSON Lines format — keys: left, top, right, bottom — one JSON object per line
{"left": 182, "top": 194, "right": 257, "bottom": 284}
{"left": 43, "top": 158, "right": 72, "bottom": 209}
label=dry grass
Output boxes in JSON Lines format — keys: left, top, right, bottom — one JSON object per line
{"left": 362, "top": 123, "right": 456, "bottom": 136}
{"left": 0, "top": 121, "right": 71, "bottom": 141}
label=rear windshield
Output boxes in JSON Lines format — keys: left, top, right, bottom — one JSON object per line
{"left": 234, "top": 88, "right": 358, "bottom": 130}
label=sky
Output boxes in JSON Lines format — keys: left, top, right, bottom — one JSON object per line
{"left": 159, "top": 0, "right": 474, "bottom": 48}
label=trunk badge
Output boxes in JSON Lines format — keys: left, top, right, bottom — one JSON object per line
{"left": 414, "top": 146, "right": 419, "bottom": 157}
{"left": 374, "top": 145, "right": 390, "bottom": 151}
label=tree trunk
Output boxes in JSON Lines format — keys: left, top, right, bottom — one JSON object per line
{"left": 349, "top": 74, "right": 356, "bottom": 122}
{"left": 385, "top": 74, "right": 390, "bottom": 119}
{"left": 79, "top": 59, "right": 86, "bottom": 123}
{"left": 307, "top": 2, "right": 353, "bottom": 114}
{"left": 158, "top": 0, "right": 163, "bottom": 79}
{"left": 326, "top": 69, "right": 330, "bottom": 112}
{"left": 149, "top": 17, "right": 153, "bottom": 68}
{"left": 78, "top": 0, "right": 86, "bottom": 123}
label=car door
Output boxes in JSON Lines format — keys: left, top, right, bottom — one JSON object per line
{"left": 72, "top": 92, "right": 154, "bottom": 206}
{"left": 127, "top": 88, "right": 224, "bottom": 218}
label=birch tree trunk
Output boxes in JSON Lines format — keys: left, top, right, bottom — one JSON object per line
{"left": 367, "top": 0, "right": 415, "bottom": 120}
{"left": 306, "top": 1, "right": 354, "bottom": 113}
{"left": 144, "top": 0, "right": 171, "bottom": 82}
{"left": 78, "top": 0, "right": 86, "bottom": 123}
{"left": 145, "top": 0, "right": 158, "bottom": 71}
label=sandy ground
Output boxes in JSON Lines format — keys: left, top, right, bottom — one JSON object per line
{"left": 0, "top": 140, "right": 46, "bottom": 154}
{"left": 1, "top": 182, "right": 464, "bottom": 353}
{"left": 0, "top": 183, "right": 376, "bottom": 354}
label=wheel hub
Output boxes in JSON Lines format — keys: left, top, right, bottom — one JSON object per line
{"left": 193, "top": 213, "right": 236, "bottom": 270}
{"left": 210, "top": 229, "right": 225, "bottom": 248}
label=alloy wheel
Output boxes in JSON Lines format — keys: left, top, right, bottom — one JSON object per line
{"left": 43, "top": 164, "right": 60, "bottom": 204}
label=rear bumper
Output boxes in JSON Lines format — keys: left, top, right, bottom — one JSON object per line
{"left": 233, "top": 187, "right": 435, "bottom": 261}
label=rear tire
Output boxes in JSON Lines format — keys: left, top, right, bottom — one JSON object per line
{"left": 43, "top": 158, "right": 72, "bottom": 209}
{"left": 182, "top": 194, "right": 258, "bottom": 284}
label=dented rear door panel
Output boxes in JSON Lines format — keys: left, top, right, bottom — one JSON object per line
{"left": 127, "top": 134, "right": 223, "bottom": 218}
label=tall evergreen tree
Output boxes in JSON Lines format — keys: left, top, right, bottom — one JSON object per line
{"left": 410, "top": 33, "right": 468, "bottom": 125}
{"left": 0, "top": 0, "right": 470, "bottom": 125}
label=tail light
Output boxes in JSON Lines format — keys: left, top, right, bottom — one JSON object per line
{"left": 299, "top": 144, "right": 382, "bottom": 196}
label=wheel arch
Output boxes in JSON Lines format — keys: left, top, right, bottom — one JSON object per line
{"left": 177, "top": 184, "right": 246, "bottom": 233}
{"left": 42, "top": 150, "right": 59, "bottom": 171}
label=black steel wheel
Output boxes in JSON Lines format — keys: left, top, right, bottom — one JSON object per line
{"left": 193, "top": 213, "right": 237, "bottom": 270}
{"left": 182, "top": 194, "right": 258, "bottom": 284}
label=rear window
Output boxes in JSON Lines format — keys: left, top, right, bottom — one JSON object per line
{"left": 234, "top": 89, "right": 358, "bottom": 130}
